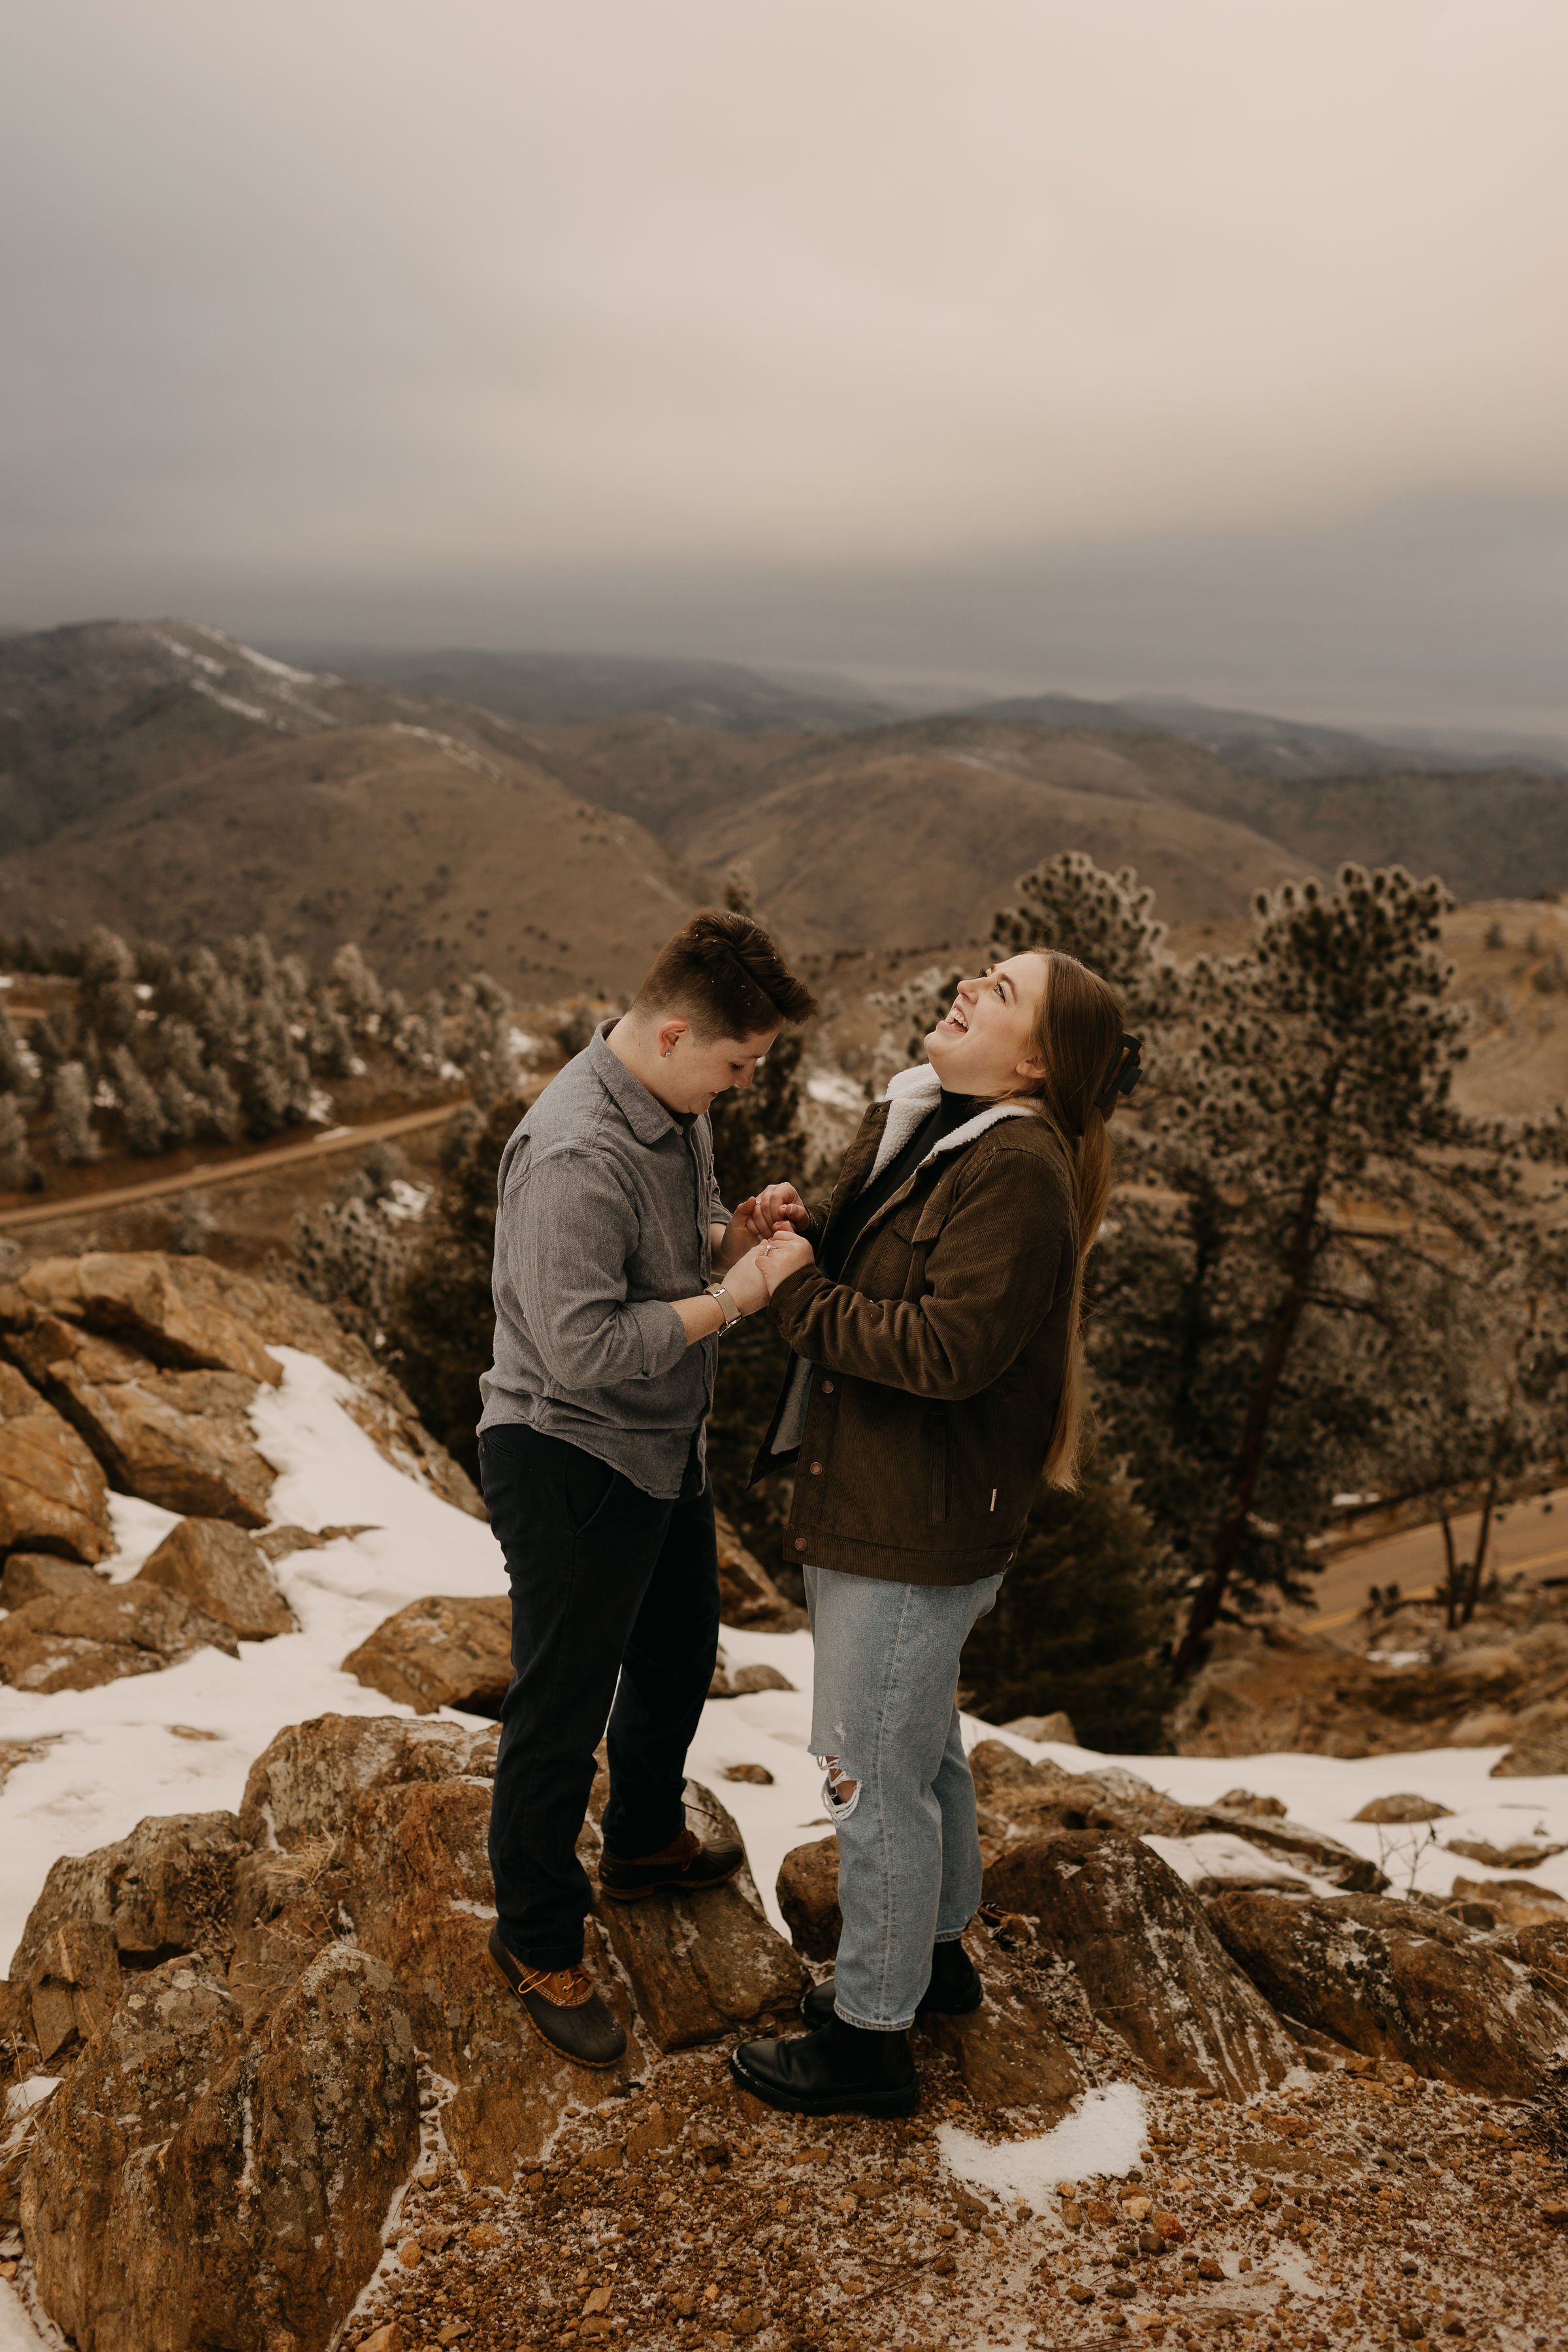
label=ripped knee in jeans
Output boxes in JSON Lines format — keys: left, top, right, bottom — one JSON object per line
{"left": 816, "top": 1754, "right": 860, "bottom": 1821}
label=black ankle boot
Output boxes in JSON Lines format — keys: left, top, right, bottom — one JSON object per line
{"left": 800, "top": 1937, "right": 983, "bottom": 2031}
{"left": 730, "top": 2012, "right": 919, "bottom": 2117}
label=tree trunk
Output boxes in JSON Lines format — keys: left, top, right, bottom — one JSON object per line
{"left": 1171, "top": 1115, "right": 1338, "bottom": 1682}
{"left": 1461, "top": 1465, "right": 1502, "bottom": 1627}
{"left": 1439, "top": 1504, "right": 1460, "bottom": 1632}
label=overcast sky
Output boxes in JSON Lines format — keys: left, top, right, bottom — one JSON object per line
{"left": 4, "top": 1, "right": 1567, "bottom": 731}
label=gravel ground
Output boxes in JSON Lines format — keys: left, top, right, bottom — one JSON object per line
{"left": 345, "top": 2036, "right": 1568, "bottom": 2352}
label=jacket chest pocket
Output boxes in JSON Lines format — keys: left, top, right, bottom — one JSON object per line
{"left": 927, "top": 1412, "right": 950, "bottom": 1525}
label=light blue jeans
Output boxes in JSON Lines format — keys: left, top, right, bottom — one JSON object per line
{"left": 805, "top": 1563, "right": 1004, "bottom": 2031}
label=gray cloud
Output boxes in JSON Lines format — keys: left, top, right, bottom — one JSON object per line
{"left": 3, "top": 1, "right": 1567, "bottom": 729}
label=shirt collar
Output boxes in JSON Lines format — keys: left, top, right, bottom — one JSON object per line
{"left": 589, "top": 1019, "right": 684, "bottom": 1146}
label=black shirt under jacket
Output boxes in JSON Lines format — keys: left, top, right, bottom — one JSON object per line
{"left": 821, "top": 1089, "right": 983, "bottom": 1281}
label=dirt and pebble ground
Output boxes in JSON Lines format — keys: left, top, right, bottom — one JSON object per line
{"left": 343, "top": 2024, "right": 1568, "bottom": 2352}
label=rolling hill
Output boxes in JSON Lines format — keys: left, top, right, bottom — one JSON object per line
{"left": 0, "top": 623, "right": 700, "bottom": 996}
{"left": 5, "top": 620, "right": 1568, "bottom": 999}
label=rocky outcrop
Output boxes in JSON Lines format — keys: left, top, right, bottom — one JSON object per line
{"left": 1173, "top": 1601, "right": 1568, "bottom": 1762}
{"left": 0, "top": 1249, "right": 482, "bottom": 1533}
{"left": 1, "top": 1710, "right": 811, "bottom": 2349}
{"left": 776, "top": 1836, "right": 841, "bottom": 1962}
{"left": 983, "top": 1830, "right": 1296, "bottom": 2099}
{"left": 0, "top": 1578, "right": 240, "bottom": 1693}
{"left": 341, "top": 1593, "right": 512, "bottom": 1716}
{"left": 1208, "top": 1888, "right": 1568, "bottom": 2095}
{"left": 0, "top": 1360, "right": 113, "bottom": 1561}
{"left": 918, "top": 1957, "right": 1083, "bottom": 2119}
{"left": 714, "top": 1510, "right": 806, "bottom": 1631}
{"left": 14, "top": 1810, "right": 249, "bottom": 2062}
{"left": 0, "top": 1550, "right": 102, "bottom": 1608}
{"left": 23, "top": 1946, "right": 418, "bottom": 2352}
{"left": 11, "top": 1252, "right": 284, "bottom": 1387}
{"left": 3, "top": 1310, "right": 278, "bottom": 1525}
{"left": 140, "top": 1516, "right": 296, "bottom": 1639}
{"left": 968, "top": 1737, "right": 1383, "bottom": 1891}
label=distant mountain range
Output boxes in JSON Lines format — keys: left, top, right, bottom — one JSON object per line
{"left": 2, "top": 619, "right": 1565, "bottom": 996}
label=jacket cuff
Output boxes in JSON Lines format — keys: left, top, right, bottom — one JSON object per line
{"left": 767, "top": 1265, "right": 826, "bottom": 1343}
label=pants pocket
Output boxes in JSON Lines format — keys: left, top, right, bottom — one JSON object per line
{"left": 561, "top": 1448, "right": 620, "bottom": 1535}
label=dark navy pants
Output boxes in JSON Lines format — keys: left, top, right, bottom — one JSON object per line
{"left": 480, "top": 1420, "right": 720, "bottom": 1970}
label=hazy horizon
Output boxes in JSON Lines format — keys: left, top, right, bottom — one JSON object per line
{"left": 6, "top": 2, "right": 1567, "bottom": 735}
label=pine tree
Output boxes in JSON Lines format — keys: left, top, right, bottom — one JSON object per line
{"left": 48, "top": 1062, "right": 100, "bottom": 1164}
{"left": 0, "top": 1095, "right": 39, "bottom": 1191}
{"left": 199, "top": 1066, "right": 242, "bottom": 1143}
{"left": 990, "top": 848, "right": 1171, "bottom": 1019}
{"left": 79, "top": 926, "right": 140, "bottom": 1047}
{"left": 111, "top": 1046, "right": 167, "bottom": 1155}
{"left": 1098, "top": 864, "right": 1515, "bottom": 1678}
{"left": 331, "top": 941, "right": 384, "bottom": 1031}
{"left": 454, "top": 975, "right": 519, "bottom": 1109}
{"left": 384, "top": 1096, "right": 525, "bottom": 1475}
{"left": 158, "top": 1069, "right": 199, "bottom": 1145}
{"left": 0, "top": 1004, "right": 35, "bottom": 1098}
{"left": 960, "top": 1438, "right": 1177, "bottom": 1752}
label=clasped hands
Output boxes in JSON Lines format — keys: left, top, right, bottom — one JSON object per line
{"left": 715, "top": 1183, "right": 815, "bottom": 1315}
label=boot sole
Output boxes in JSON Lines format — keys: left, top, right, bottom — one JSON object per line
{"left": 727, "top": 2050, "right": 920, "bottom": 2119}
{"left": 597, "top": 1854, "right": 745, "bottom": 1904}
{"left": 486, "top": 1945, "right": 626, "bottom": 2072}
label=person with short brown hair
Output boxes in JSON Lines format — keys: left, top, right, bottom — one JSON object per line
{"left": 480, "top": 909, "right": 816, "bottom": 2066}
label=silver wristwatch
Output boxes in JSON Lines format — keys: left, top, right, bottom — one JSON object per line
{"left": 705, "top": 1278, "right": 743, "bottom": 1329}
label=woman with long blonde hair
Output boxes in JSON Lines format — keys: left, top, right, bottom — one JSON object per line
{"left": 730, "top": 948, "right": 1137, "bottom": 2116}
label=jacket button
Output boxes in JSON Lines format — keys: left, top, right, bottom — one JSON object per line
{"left": 794, "top": 1537, "right": 808, "bottom": 1552}
{"left": 821, "top": 1380, "right": 834, "bottom": 1394}
{"left": 809, "top": 1461, "right": 823, "bottom": 1475}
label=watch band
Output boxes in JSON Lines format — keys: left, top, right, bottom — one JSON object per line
{"left": 706, "top": 1279, "right": 743, "bottom": 1329}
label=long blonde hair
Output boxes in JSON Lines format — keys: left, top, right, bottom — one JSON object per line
{"left": 1000, "top": 949, "right": 1126, "bottom": 1489}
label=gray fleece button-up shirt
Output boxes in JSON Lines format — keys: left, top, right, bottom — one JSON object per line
{"left": 477, "top": 1022, "right": 729, "bottom": 1498}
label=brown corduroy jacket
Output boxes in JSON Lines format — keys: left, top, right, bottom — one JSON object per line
{"left": 749, "top": 1073, "right": 1078, "bottom": 1586}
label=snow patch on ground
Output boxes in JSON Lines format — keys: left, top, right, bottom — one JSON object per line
{"left": 7, "top": 1339, "right": 1568, "bottom": 1999}
{"left": 939, "top": 2084, "right": 1149, "bottom": 2211}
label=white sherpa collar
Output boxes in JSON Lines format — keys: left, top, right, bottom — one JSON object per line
{"left": 866, "top": 1062, "right": 1034, "bottom": 1184}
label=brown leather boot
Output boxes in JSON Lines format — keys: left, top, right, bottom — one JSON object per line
{"left": 597, "top": 1820, "right": 744, "bottom": 1902}
{"left": 487, "top": 1925, "right": 626, "bottom": 2067}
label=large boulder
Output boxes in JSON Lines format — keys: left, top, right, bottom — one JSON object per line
{"left": 23, "top": 1946, "right": 418, "bottom": 2352}
{"left": 0, "top": 1359, "right": 113, "bottom": 1561}
{"left": 140, "top": 1516, "right": 295, "bottom": 1640}
{"left": 777, "top": 1836, "right": 841, "bottom": 1962}
{"left": 918, "top": 1958, "right": 1083, "bottom": 2119}
{"left": 340, "top": 1593, "right": 512, "bottom": 1716}
{"left": 968, "top": 1736, "right": 1382, "bottom": 1891}
{"left": 1207, "top": 1888, "right": 1568, "bottom": 2096}
{"left": 714, "top": 1509, "right": 806, "bottom": 1632}
{"left": 2, "top": 1311, "right": 277, "bottom": 1525}
{"left": 587, "top": 1786, "right": 804, "bottom": 2051}
{"left": 237, "top": 1711, "right": 494, "bottom": 1850}
{"left": 14, "top": 1808, "right": 248, "bottom": 2064}
{"left": 308, "top": 1764, "right": 645, "bottom": 2183}
{"left": 0, "top": 1551, "right": 103, "bottom": 1608}
{"left": 984, "top": 1829, "right": 1296, "bottom": 2098}
{"left": 0, "top": 1578, "right": 240, "bottom": 1693}
{"left": 11, "top": 1253, "right": 284, "bottom": 1386}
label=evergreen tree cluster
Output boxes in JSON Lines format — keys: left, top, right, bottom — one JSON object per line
{"left": 0, "top": 925, "right": 485, "bottom": 1186}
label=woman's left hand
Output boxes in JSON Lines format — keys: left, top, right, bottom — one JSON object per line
{"left": 758, "top": 1230, "right": 815, "bottom": 1293}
